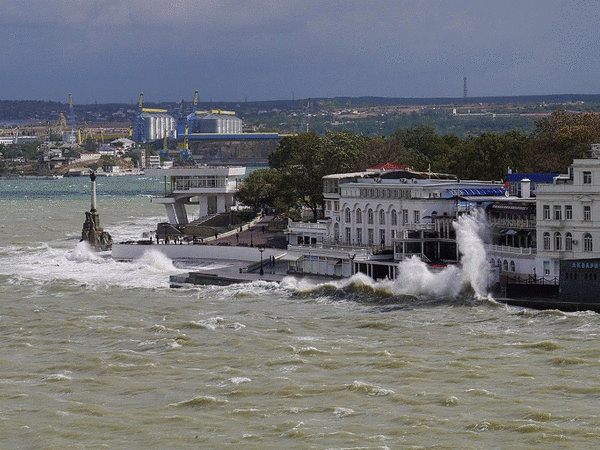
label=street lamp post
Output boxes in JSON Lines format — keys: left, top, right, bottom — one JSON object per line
{"left": 258, "top": 247, "right": 265, "bottom": 276}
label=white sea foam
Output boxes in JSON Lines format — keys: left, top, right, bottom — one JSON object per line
{"left": 67, "top": 241, "right": 103, "bottom": 263}
{"left": 391, "top": 210, "right": 492, "bottom": 299}
{"left": 0, "top": 240, "right": 181, "bottom": 290}
{"left": 135, "top": 248, "right": 177, "bottom": 272}
{"left": 281, "top": 211, "right": 492, "bottom": 301}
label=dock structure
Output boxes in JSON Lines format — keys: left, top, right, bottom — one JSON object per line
{"left": 145, "top": 166, "right": 246, "bottom": 229}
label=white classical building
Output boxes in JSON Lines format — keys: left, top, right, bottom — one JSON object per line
{"left": 535, "top": 146, "right": 600, "bottom": 278}
{"left": 287, "top": 164, "right": 506, "bottom": 279}
{"left": 146, "top": 166, "right": 246, "bottom": 226}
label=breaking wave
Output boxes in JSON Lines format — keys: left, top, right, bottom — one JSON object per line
{"left": 67, "top": 241, "right": 104, "bottom": 263}
{"left": 135, "top": 248, "right": 177, "bottom": 272}
{"left": 282, "top": 211, "right": 493, "bottom": 305}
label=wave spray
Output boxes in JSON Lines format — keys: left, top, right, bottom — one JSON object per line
{"left": 392, "top": 210, "right": 491, "bottom": 299}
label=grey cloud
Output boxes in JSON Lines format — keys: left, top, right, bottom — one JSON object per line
{"left": 0, "top": 0, "right": 598, "bottom": 102}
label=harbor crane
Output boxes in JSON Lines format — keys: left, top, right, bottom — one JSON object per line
{"left": 183, "top": 90, "right": 199, "bottom": 151}
{"left": 131, "top": 93, "right": 168, "bottom": 143}
{"left": 68, "top": 93, "right": 78, "bottom": 143}
{"left": 299, "top": 98, "right": 311, "bottom": 133}
{"left": 132, "top": 93, "right": 145, "bottom": 143}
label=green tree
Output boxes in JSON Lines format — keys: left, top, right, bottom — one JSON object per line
{"left": 532, "top": 110, "right": 600, "bottom": 172}
{"left": 321, "top": 130, "right": 371, "bottom": 173}
{"left": 391, "top": 124, "right": 450, "bottom": 171}
{"left": 447, "top": 130, "right": 533, "bottom": 180}
{"left": 363, "top": 133, "right": 430, "bottom": 172}
{"left": 269, "top": 132, "right": 325, "bottom": 221}
{"left": 235, "top": 168, "right": 295, "bottom": 213}
{"left": 448, "top": 137, "right": 486, "bottom": 180}
{"left": 83, "top": 138, "right": 99, "bottom": 153}
{"left": 21, "top": 143, "right": 39, "bottom": 161}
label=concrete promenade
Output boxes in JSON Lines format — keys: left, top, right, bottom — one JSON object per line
{"left": 204, "top": 214, "right": 285, "bottom": 249}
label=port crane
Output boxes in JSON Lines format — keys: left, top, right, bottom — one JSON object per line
{"left": 174, "top": 90, "right": 198, "bottom": 164}
{"left": 299, "top": 98, "right": 311, "bottom": 133}
{"left": 131, "top": 93, "right": 145, "bottom": 143}
{"left": 131, "top": 93, "right": 168, "bottom": 143}
{"left": 68, "top": 93, "right": 78, "bottom": 143}
{"left": 183, "top": 90, "right": 199, "bottom": 151}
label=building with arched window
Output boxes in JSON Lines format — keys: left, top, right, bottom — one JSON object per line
{"left": 286, "top": 148, "right": 600, "bottom": 284}
{"left": 536, "top": 147, "right": 600, "bottom": 278}
{"left": 287, "top": 164, "right": 506, "bottom": 279}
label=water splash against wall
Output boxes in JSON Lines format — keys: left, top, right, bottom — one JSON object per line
{"left": 392, "top": 210, "right": 491, "bottom": 299}
{"left": 287, "top": 211, "right": 492, "bottom": 302}
{"left": 453, "top": 210, "right": 492, "bottom": 298}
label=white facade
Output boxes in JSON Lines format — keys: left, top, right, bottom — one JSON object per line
{"left": 147, "top": 155, "right": 161, "bottom": 169}
{"left": 111, "top": 138, "right": 136, "bottom": 150}
{"left": 321, "top": 171, "right": 503, "bottom": 250}
{"left": 535, "top": 156, "right": 600, "bottom": 278}
{"left": 146, "top": 166, "right": 246, "bottom": 225}
{"left": 288, "top": 168, "right": 505, "bottom": 278}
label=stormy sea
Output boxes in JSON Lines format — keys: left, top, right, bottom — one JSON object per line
{"left": 1, "top": 176, "right": 599, "bottom": 449}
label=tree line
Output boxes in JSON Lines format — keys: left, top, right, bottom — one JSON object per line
{"left": 235, "top": 111, "right": 600, "bottom": 220}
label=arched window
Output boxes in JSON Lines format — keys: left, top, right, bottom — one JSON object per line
{"left": 490, "top": 258, "right": 496, "bottom": 266}
{"left": 367, "top": 209, "right": 374, "bottom": 225}
{"left": 543, "top": 232, "right": 551, "bottom": 251}
{"left": 503, "top": 260, "right": 509, "bottom": 271}
{"left": 497, "top": 259, "right": 502, "bottom": 267}
{"left": 391, "top": 210, "right": 398, "bottom": 226}
{"left": 565, "top": 232, "right": 573, "bottom": 251}
{"left": 356, "top": 209, "right": 362, "bottom": 224}
{"left": 584, "top": 233, "right": 593, "bottom": 252}
{"left": 554, "top": 232, "right": 562, "bottom": 251}
{"left": 345, "top": 208, "right": 351, "bottom": 223}
{"left": 379, "top": 209, "right": 385, "bottom": 225}
{"left": 510, "top": 261, "right": 516, "bottom": 272}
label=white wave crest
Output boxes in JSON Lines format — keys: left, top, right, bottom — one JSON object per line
{"left": 67, "top": 241, "right": 103, "bottom": 263}
{"left": 392, "top": 256, "right": 463, "bottom": 298}
{"left": 454, "top": 210, "right": 492, "bottom": 298}
{"left": 135, "top": 249, "right": 176, "bottom": 272}
{"left": 281, "top": 211, "right": 492, "bottom": 301}
{"left": 391, "top": 211, "right": 491, "bottom": 299}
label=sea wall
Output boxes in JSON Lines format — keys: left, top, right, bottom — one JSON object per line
{"left": 112, "top": 243, "right": 286, "bottom": 262}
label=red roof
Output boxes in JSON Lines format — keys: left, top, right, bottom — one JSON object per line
{"left": 368, "top": 162, "right": 408, "bottom": 171}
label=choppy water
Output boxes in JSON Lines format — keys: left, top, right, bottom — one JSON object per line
{"left": 2, "top": 177, "right": 600, "bottom": 449}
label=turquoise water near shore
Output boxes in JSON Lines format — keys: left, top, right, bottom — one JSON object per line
{"left": 2, "top": 176, "right": 600, "bottom": 449}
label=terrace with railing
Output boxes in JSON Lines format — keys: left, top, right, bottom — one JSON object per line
{"left": 485, "top": 244, "right": 536, "bottom": 256}
{"left": 488, "top": 217, "right": 536, "bottom": 229}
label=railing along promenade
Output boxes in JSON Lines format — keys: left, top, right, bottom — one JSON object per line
{"left": 488, "top": 217, "right": 536, "bottom": 228}
{"left": 485, "top": 244, "right": 536, "bottom": 256}
{"left": 287, "top": 241, "right": 370, "bottom": 259}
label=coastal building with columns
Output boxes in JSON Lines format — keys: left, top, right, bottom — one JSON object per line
{"left": 145, "top": 166, "right": 246, "bottom": 226}
{"left": 287, "top": 163, "right": 506, "bottom": 279}
{"left": 535, "top": 145, "right": 600, "bottom": 279}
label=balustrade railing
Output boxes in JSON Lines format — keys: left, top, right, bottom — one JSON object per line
{"left": 485, "top": 244, "right": 536, "bottom": 255}
{"left": 488, "top": 218, "right": 536, "bottom": 228}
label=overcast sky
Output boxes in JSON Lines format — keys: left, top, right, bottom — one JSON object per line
{"left": 1, "top": 0, "right": 599, "bottom": 104}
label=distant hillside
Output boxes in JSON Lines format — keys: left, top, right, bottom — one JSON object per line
{"left": 2, "top": 94, "right": 600, "bottom": 123}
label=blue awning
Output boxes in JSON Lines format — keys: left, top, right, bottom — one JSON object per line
{"left": 458, "top": 188, "right": 507, "bottom": 196}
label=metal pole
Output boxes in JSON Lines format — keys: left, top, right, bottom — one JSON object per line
{"left": 259, "top": 247, "right": 264, "bottom": 276}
